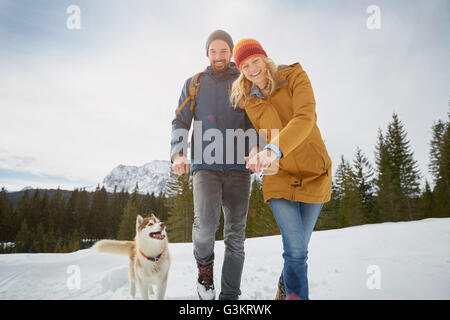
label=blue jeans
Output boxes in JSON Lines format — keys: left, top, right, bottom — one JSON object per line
{"left": 269, "top": 198, "right": 324, "bottom": 300}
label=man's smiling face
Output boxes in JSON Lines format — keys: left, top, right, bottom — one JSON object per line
{"left": 208, "top": 39, "right": 232, "bottom": 73}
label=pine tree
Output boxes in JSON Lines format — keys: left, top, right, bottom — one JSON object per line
{"left": 439, "top": 114, "right": 450, "bottom": 215}
{"left": 316, "top": 181, "right": 340, "bottom": 230}
{"left": 165, "top": 172, "right": 194, "bottom": 242}
{"left": 33, "top": 222, "right": 45, "bottom": 252}
{"left": 420, "top": 180, "right": 434, "bottom": 219}
{"left": 156, "top": 191, "right": 169, "bottom": 222}
{"left": 15, "top": 219, "right": 32, "bottom": 253}
{"left": 28, "top": 189, "right": 42, "bottom": 229}
{"left": 54, "top": 240, "right": 63, "bottom": 253}
{"left": 374, "top": 128, "right": 395, "bottom": 222}
{"left": 375, "top": 114, "right": 421, "bottom": 222}
{"left": 140, "top": 192, "right": 155, "bottom": 217}
{"left": 74, "top": 188, "right": 90, "bottom": 238}
{"left": 429, "top": 119, "right": 446, "bottom": 186}
{"left": 61, "top": 243, "right": 70, "bottom": 253}
{"left": 429, "top": 112, "right": 450, "bottom": 217}
{"left": 68, "top": 230, "right": 81, "bottom": 252}
{"left": 108, "top": 186, "right": 128, "bottom": 238}
{"left": 15, "top": 190, "right": 32, "bottom": 229}
{"left": 64, "top": 189, "right": 79, "bottom": 236}
{"left": 385, "top": 113, "right": 421, "bottom": 219}
{"left": 130, "top": 183, "right": 140, "bottom": 208}
{"left": 40, "top": 191, "right": 50, "bottom": 232}
{"left": 47, "top": 188, "right": 66, "bottom": 235}
{"left": 353, "top": 147, "right": 376, "bottom": 223}
{"left": 118, "top": 200, "right": 139, "bottom": 240}
{"left": 246, "top": 178, "right": 279, "bottom": 237}
{"left": 0, "top": 187, "right": 14, "bottom": 242}
{"left": 334, "top": 155, "right": 365, "bottom": 227}
{"left": 89, "top": 186, "right": 109, "bottom": 239}
{"left": 43, "top": 226, "right": 56, "bottom": 252}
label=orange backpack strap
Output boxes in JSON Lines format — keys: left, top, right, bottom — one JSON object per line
{"left": 176, "top": 72, "right": 203, "bottom": 119}
{"left": 188, "top": 72, "right": 202, "bottom": 119}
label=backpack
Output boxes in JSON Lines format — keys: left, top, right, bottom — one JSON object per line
{"left": 175, "top": 72, "right": 203, "bottom": 119}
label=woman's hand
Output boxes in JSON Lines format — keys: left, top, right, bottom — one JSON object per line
{"left": 246, "top": 148, "right": 277, "bottom": 173}
{"left": 245, "top": 146, "right": 259, "bottom": 172}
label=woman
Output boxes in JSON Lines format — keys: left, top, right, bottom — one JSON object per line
{"left": 230, "top": 38, "right": 332, "bottom": 300}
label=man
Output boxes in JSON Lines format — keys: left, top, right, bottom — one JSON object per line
{"left": 170, "top": 30, "right": 256, "bottom": 300}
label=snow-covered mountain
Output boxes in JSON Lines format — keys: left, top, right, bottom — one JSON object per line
{"left": 100, "top": 161, "right": 261, "bottom": 195}
{"left": 102, "top": 160, "right": 172, "bottom": 195}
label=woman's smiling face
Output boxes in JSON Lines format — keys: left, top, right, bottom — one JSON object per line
{"left": 241, "top": 56, "right": 267, "bottom": 88}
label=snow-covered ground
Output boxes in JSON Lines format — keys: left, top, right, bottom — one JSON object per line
{"left": 1, "top": 218, "right": 449, "bottom": 300}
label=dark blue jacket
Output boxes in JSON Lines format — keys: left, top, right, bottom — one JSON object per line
{"left": 170, "top": 62, "right": 255, "bottom": 174}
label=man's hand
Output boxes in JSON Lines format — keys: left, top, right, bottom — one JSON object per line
{"left": 172, "top": 153, "right": 190, "bottom": 175}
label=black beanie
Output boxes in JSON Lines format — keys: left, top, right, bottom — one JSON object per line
{"left": 205, "top": 30, "right": 234, "bottom": 56}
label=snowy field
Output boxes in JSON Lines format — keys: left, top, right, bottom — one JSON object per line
{"left": 1, "top": 218, "right": 449, "bottom": 300}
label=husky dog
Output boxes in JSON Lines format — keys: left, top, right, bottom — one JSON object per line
{"left": 92, "top": 214, "right": 170, "bottom": 300}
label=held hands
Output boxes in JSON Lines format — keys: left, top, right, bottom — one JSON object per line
{"left": 173, "top": 148, "right": 277, "bottom": 175}
{"left": 172, "top": 153, "right": 190, "bottom": 175}
{"left": 245, "top": 147, "right": 278, "bottom": 174}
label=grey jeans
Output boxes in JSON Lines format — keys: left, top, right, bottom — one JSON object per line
{"left": 192, "top": 169, "right": 251, "bottom": 300}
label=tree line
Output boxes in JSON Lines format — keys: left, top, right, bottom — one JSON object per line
{"left": 316, "top": 111, "right": 449, "bottom": 230}
{"left": 0, "top": 184, "right": 167, "bottom": 253}
{"left": 0, "top": 176, "right": 278, "bottom": 253}
{"left": 0, "top": 111, "right": 448, "bottom": 253}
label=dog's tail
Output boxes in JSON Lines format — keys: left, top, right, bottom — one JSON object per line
{"left": 91, "top": 239, "right": 134, "bottom": 256}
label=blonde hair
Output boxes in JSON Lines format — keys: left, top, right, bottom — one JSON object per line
{"left": 230, "top": 57, "right": 279, "bottom": 109}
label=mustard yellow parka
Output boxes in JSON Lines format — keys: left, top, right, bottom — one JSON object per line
{"left": 244, "top": 62, "right": 332, "bottom": 203}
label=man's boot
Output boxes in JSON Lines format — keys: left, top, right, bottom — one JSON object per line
{"left": 197, "top": 263, "right": 215, "bottom": 300}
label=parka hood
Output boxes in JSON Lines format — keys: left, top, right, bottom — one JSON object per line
{"left": 277, "top": 62, "right": 303, "bottom": 82}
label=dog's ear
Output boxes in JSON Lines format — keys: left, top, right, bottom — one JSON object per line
{"left": 150, "top": 212, "right": 157, "bottom": 219}
{"left": 136, "top": 214, "right": 143, "bottom": 226}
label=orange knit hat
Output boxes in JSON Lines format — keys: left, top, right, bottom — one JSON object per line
{"left": 233, "top": 38, "right": 268, "bottom": 71}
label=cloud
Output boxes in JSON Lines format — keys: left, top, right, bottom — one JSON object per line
{"left": 0, "top": 168, "right": 94, "bottom": 192}
{"left": 0, "top": 150, "right": 94, "bottom": 192}
{"left": 0, "top": 148, "right": 36, "bottom": 171}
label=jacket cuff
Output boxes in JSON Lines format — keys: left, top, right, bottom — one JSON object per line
{"left": 170, "top": 145, "right": 186, "bottom": 163}
{"left": 264, "top": 144, "right": 282, "bottom": 160}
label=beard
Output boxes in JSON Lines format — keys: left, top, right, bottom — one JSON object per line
{"left": 211, "top": 59, "right": 230, "bottom": 73}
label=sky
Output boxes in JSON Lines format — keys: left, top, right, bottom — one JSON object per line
{"left": 0, "top": 0, "right": 449, "bottom": 192}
